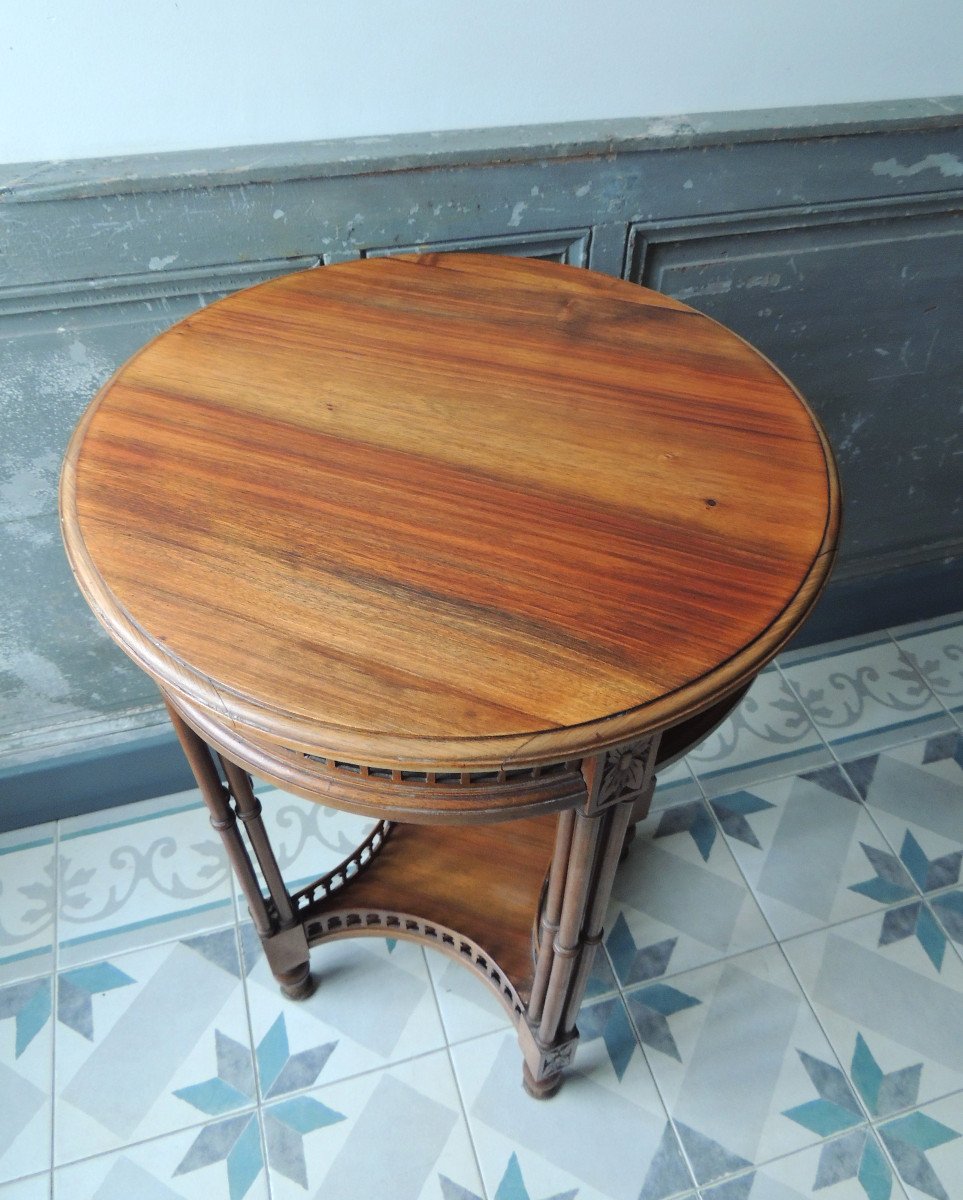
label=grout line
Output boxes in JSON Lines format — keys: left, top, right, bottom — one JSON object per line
{"left": 617, "top": 985, "right": 700, "bottom": 1197}
{"left": 773, "top": 936, "right": 877, "bottom": 1127}
{"left": 422, "top": 946, "right": 491, "bottom": 1200}
{"left": 233, "top": 920, "right": 271, "bottom": 1193}
{"left": 867, "top": 1121, "right": 908, "bottom": 1196}
{"left": 48, "top": 1105, "right": 262, "bottom": 1173}
{"left": 53, "top": 904, "right": 239, "bottom": 972}
{"left": 886, "top": 623, "right": 963, "bottom": 730}
{"left": 884, "top": 627, "right": 958, "bottom": 718}
{"left": 773, "top": 660, "right": 839, "bottom": 765}
{"left": 256, "top": 1107, "right": 275, "bottom": 1200}
{"left": 869, "top": 1081, "right": 963, "bottom": 1126}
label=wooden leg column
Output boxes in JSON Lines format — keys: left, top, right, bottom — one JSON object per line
{"left": 164, "top": 700, "right": 313, "bottom": 999}
{"left": 220, "top": 758, "right": 315, "bottom": 1000}
{"left": 520, "top": 734, "right": 660, "bottom": 1098}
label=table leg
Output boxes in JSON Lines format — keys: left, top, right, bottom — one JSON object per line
{"left": 164, "top": 700, "right": 314, "bottom": 999}
{"left": 520, "top": 735, "right": 658, "bottom": 1097}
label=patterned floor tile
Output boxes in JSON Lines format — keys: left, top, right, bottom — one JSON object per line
{"left": 890, "top": 612, "right": 963, "bottom": 720}
{"left": 698, "top": 1128, "right": 907, "bottom": 1200}
{"left": 686, "top": 668, "right": 833, "bottom": 797}
{"left": 713, "top": 766, "right": 917, "bottom": 940}
{"left": 54, "top": 929, "right": 253, "bottom": 1164}
{"left": 0, "top": 823, "right": 56, "bottom": 986}
{"left": 626, "top": 943, "right": 867, "bottom": 1187}
{"left": 0, "top": 976, "right": 52, "bottom": 1183}
{"left": 242, "top": 927, "right": 446, "bottom": 1096}
{"left": 840, "top": 733, "right": 963, "bottom": 897}
{"left": 0, "top": 1175, "right": 51, "bottom": 1200}
{"left": 57, "top": 791, "right": 234, "bottom": 967}
{"left": 453, "top": 995, "right": 695, "bottom": 1200}
{"left": 252, "top": 784, "right": 376, "bottom": 891}
{"left": 783, "top": 908, "right": 963, "bottom": 1117}
{"left": 929, "top": 889, "right": 963, "bottom": 957}
{"left": 604, "top": 798, "right": 774, "bottom": 988}
{"left": 53, "top": 1113, "right": 269, "bottom": 1200}
{"left": 264, "top": 1049, "right": 483, "bottom": 1199}
{"left": 780, "top": 635, "right": 953, "bottom": 758}
{"left": 424, "top": 945, "right": 514, "bottom": 1044}
{"left": 652, "top": 758, "right": 704, "bottom": 812}
{"left": 878, "top": 1090, "right": 963, "bottom": 1200}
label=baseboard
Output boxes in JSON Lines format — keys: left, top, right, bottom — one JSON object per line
{"left": 0, "top": 727, "right": 192, "bottom": 834}
{"left": 788, "top": 552, "right": 963, "bottom": 648}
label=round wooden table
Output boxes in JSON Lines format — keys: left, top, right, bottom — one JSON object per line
{"left": 60, "top": 254, "right": 839, "bottom": 1097}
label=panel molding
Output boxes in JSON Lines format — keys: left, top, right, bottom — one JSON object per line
{"left": 363, "top": 227, "right": 590, "bottom": 266}
{"left": 626, "top": 192, "right": 963, "bottom": 289}
{"left": 0, "top": 255, "right": 320, "bottom": 317}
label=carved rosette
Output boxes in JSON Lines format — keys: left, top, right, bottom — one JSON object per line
{"left": 582, "top": 735, "right": 657, "bottom": 814}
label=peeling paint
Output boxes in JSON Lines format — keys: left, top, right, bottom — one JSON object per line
{"left": 575, "top": 183, "right": 591, "bottom": 197}
{"left": 508, "top": 201, "right": 527, "bottom": 228}
{"left": 872, "top": 153, "right": 963, "bottom": 179}
{"left": 272, "top": 209, "right": 285, "bottom": 220}
{"left": 147, "top": 254, "right": 178, "bottom": 271}
{"left": 675, "top": 280, "right": 732, "bottom": 300}
{"left": 683, "top": 179, "right": 694, "bottom": 189}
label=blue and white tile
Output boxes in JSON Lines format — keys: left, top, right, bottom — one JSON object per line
{"left": 426, "top": 942, "right": 619, "bottom": 1047}
{"left": 54, "top": 929, "right": 253, "bottom": 1164}
{"left": 424, "top": 945, "right": 515, "bottom": 1044}
{"left": 242, "top": 927, "right": 446, "bottom": 1095}
{"left": 929, "top": 888, "right": 963, "bottom": 957}
{"left": 0, "top": 1175, "right": 52, "bottom": 1200}
{"left": 686, "top": 668, "right": 833, "bottom": 797}
{"left": 264, "top": 1049, "right": 483, "bottom": 1200}
{"left": 890, "top": 611, "right": 963, "bottom": 721}
{"left": 626, "top": 943, "right": 865, "bottom": 1187}
{"left": 0, "top": 975, "right": 52, "bottom": 1182}
{"left": 0, "top": 823, "right": 56, "bottom": 985}
{"left": 251, "top": 783, "right": 376, "bottom": 892}
{"left": 53, "top": 1112, "right": 269, "bottom": 1200}
{"left": 878, "top": 1090, "right": 963, "bottom": 1200}
{"left": 652, "top": 757, "right": 703, "bottom": 812}
{"left": 698, "top": 1129, "right": 906, "bottom": 1200}
{"left": 712, "top": 766, "right": 917, "bottom": 940}
{"left": 780, "top": 634, "right": 952, "bottom": 758}
{"left": 784, "top": 908, "right": 963, "bottom": 1114}
{"left": 57, "top": 791, "right": 234, "bottom": 967}
{"left": 841, "top": 733, "right": 963, "bottom": 897}
{"left": 604, "top": 798, "right": 773, "bottom": 989}
{"left": 453, "top": 995, "right": 695, "bottom": 1200}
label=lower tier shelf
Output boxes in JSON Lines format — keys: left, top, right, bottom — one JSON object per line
{"left": 296, "top": 814, "right": 558, "bottom": 1010}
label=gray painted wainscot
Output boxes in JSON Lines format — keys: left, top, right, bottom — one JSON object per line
{"left": 1, "top": 98, "right": 961, "bottom": 828}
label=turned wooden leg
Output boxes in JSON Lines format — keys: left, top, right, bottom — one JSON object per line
{"left": 521, "top": 733, "right": 660, "bottom": 1097}
{"left": 164, "top": 698, "right": 314, "bottom": 999}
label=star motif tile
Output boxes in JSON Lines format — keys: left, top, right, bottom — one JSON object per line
{"left": 877, "top": 1089, "right": 963, "bottom": 1200}
{"left": 841, "top": 733, "right": 963, "bottom": 898}
{"left": 605, "top": 797, "right": 773, "bottom": 985}
{"left": 783, "top": 908, "right": 963, "bottom": 1110}
{"left": 53, "top": 931, "right": 253, "bottom": 1165}
{"left": 710, "top": 767, "right": 916, "bottom": 939}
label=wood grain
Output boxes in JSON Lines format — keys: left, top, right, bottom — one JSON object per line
{"left": 61, "top": 254, "right": 839, "bottom": 770}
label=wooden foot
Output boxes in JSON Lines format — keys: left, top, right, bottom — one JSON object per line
{"left": 522, "top": 1061, "right": 564, "bottom": 1099}
{"left": 277, "top": 961, "right": 316, "bottom": 1001}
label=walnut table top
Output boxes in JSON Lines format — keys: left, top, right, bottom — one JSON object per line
{"left": 61, "top": 253, "right": 839, "bottom": 800}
